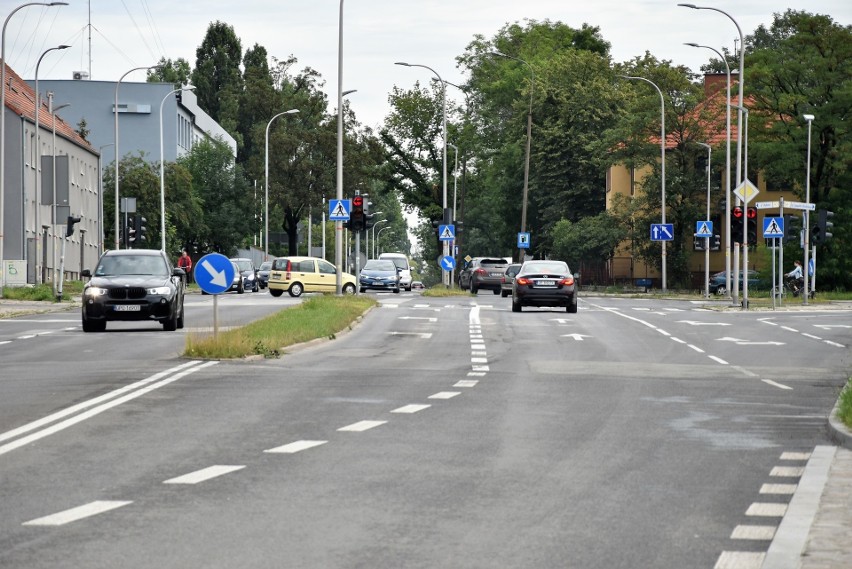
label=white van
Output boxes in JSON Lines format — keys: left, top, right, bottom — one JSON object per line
{"left": 378, "top": 252, "right": 413, "bottom": 291}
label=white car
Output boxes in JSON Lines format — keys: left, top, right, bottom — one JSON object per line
{"left": 379, "top": 252, "right": 413, "bottom": 291}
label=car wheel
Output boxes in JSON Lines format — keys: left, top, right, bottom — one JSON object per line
{"left": 82, "top": 319, "right": 100, "bottom": 332}
{"left": 238, "top": 281, "right": 245, "bottom": 294}
{"left": 715, "top": 286, "right": 727, "bottom": 296}
{"left": 501, "top": 290, "right": 509, "bottom": 298}
{"left": 393, "top": 287, "right": 400, "bottom": 294}
{"left": 253, "top": 281, "right": 259, "bottom": 292}
{"left": 342, "top": 283, "right": 356, "bottom": 295}
{"left": 163, "top": 310, "right": 178, "bottom": 331}
{"left": 359, "top": 287, "right": 366, "bottom": 294}
{"left": 288, "top": 282, "right": 304, "bottom": 297}
{"left": 177, "top": 300, "right": 185, "bottom": 329}
{"left": 405, "top": 286, "right": 411, "bottom": 292}
{"left": 492, "top": 289, "right": 500, "bottom": 295}
{"left": 470, "top": 280, "right": 478, "bottom": 295}
{"left": 512, "top": 299, "right": 522, "bottom": 312}
{"left": 568, "top": 300, "right": 578, "bottom": 314}
{"left": 269, "top": 289, "right": 283, "bottom": 297}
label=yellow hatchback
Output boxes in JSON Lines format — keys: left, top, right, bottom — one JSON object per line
{"left": 267, "top": 256, "right": 356, "bottom": 297}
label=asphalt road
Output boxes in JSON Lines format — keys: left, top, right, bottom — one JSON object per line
{"left": 1, "top": 292, "right": 850, "bottom": 568}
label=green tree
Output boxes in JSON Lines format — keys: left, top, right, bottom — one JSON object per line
{"left": 192, "top": 21, "right": 244, "bottom": 148}
{"left": 147, "top": 57, "right": 192, "bottom": 86}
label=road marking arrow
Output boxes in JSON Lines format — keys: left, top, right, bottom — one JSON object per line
{"left": 561, "top": 333, "right": 590, "bottom": 341}
{"left": 718, "top": 337, "right": 785, "bottom": 346}
{"left": 678, "top": 320, "right": 732, "bottom": 326}
{"left": 201, "top": 259, "right": 227, "bottom": 287}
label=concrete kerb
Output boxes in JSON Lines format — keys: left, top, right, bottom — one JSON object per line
{"left": 828, "top": 395, "right": 852, "bottom": 450}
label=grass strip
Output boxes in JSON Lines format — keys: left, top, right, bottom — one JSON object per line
{"left": 838, "top": 378, "right": 852, "bottom": 430}
{"left": 184, "top": 294, "right": 377, "bottom": 359}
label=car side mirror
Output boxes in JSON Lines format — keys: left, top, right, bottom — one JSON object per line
{"left": 81, "top": 268, "right": 91, "bottom": 279}
{"left": 174, "top": 267, "right": 186, "bottom": 277}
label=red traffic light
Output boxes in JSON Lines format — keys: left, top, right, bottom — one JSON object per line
{"left": 353, "top": 196, "right": 363, "bottom": 207}
{"left": 732, "top": 207, "right": 743, "bottom": 219}
{"left": 746, "top": 207, "right": 757, "bottom": 219}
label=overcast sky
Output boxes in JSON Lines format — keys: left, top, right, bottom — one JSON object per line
{"left": 7, "top": 0, "right": 851, "bottom": 129}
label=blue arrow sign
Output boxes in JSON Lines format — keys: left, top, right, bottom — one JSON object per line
{"left": 439, "top": 255, "right": 456, "bottom": 271}
{"left": 695, "top": 220, "right": 713, "bottom": 237}
{"left": 329, "top": 199, "right": 350, "bottom": 221}
{"left": 438, "top": 224, "right": 455, "bottom": 241}
{"left": 517, "top": 232, "right": 531, "bottom": 249}
{"left": 763, "top": 216, "right": 784, "bottom": 238}
{"left": 650, "top": 223, "right": 674, "bottom": 241}
{"left": 194, "top": 253, "right": 235, "bottom": 295}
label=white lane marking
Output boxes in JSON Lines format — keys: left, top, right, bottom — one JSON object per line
{"left": 762, "top": 379, "right": 793, "bottom": 390}
{"left": 0, "top": 341, "right": 10, "bottom": 346}
{"left": 164, "top": 465, "right": 245, "bottom": 485}
{"left": 472, "top": 365, "right": 490, "bottom": 372}
{"left": 780, "top": 452, "right": 811, "bottom": 461}
{"left": 471, "top": 357, "right": 488, "bottom": 363}
{"left": 709, "top": 356, "right": 729, "bottom": 365}
{"left": 398, "top": 316, "right": 437, "bottom": 322}
{"left": 732, "top": 366, "right": 758, "bottom": 377}
{"left": 0, "top": 319, "right": 79, "bottom": 323}
{"left": 391, "top": 404, "right": 431, "bottom": 414}
{"left": 713, "top": 551, "right": 764, "bottom": 569}
{"left": 801, "top": 333, "right": 821, "bottom": 340}
{"left": 338, "top": 420, "right": 386, "bottom": 432}
{"left": 814, "top": 324, "right": 851, "bottom": 329}
{"left": 472, "top": 351, "right": 487, "bottom": 356}
{"left": 760, "top": 484, "right": 797, "bottom": 494}
{"left": 824, "top": 340, "right": 845, "bottom": 348}
{"left": 688, "top": 344, "right": 705, "bottom": 353}
{"left": 429, "top": 391, "right": 461, "bottom": 399}
{"left": 656, "top": 329, "right": 671, "bottom": 336}
{"left": 770, "top": 466, "right": 805, "bottom": 477}
{"left": 781, "top": 326, "right": 798, "bottom": 332}
{"left": 678, "top": 320, "right": 732, "bottom": 326}
{"left": 671, "top": 337, "right": 686, "bottom": 344}
{"left": 17, "top": 334, "right": 36, "bottom": 339}
{"left": 718, "top": 337, "right": 785, "bottom": 346}
{"left": 746, "top": 503, "right": 787, "bottom": 517}
{"left": 467, "top": 372, "right": 486, "bottom": 377}
{"left": 387, "top": 332, "right": 432, "bottom": 338}
{"left": 455, "top": 380, "right": 479, "bottom": 387}
{"left": 731, "top": 525, "right": 776, "bottom": 540}
{"left": 23, "top": 501, "right": 132, "bottom": 526}
{"left": 470, "top": 334, "right": 483, "bottom": 339}
{"left": 561, "top": 333, "right": 589, "bottom": 341}
{"left": 0, "top": 361, "right": 215, "bottom": 455}
{"left": 264, "top": 440, "right": 328, "bottom": 454}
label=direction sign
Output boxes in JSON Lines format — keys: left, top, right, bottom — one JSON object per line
{"left": 328, "top": 199, "right": 350, "bottom": 220}
{"left": 438, "top": 224, "right": 455, "bottom": 241}
{"left": 763, "top": 217, "right": 784, "bottom": 238}
{"left": 695, "top": 221, "right": 713, "bottom": 237}
{"left": 650, "top": 223, "right": 674, "bottom": 241}
{"left": 517, "top": 232, "right": 530, "bottom": 249}
{"left": 195, "top": 253, "right": 235, "bottom": 295}
{"left": 439, "top": 255, "right": 456, "bottom": 271}
{"left": 786, "top": 201, "right": 816, "bottom": 211}
{"left": 733, "top": 179, "right": 760, "bottom": 204}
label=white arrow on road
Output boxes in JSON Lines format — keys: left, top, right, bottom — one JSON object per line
{"left": 201, "top": 259, "right": 227, "bottom": 287}
{"left": 678, "top": 320, "right": 732, "bottom": 326}
{"left": 814, "top": 325, "right": 852, "bottom": 330}
{"left": 718, "top": 337, "right": 785, "bottom": 346}
{"left": 561, "top": 333, "right": 590, "bottom": 341}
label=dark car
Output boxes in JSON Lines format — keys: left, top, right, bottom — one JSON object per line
{"left": 458, "top": 257, "right": 509, "bottom": 294}
{"left": 359, "top": 259, "right": 401, "bottom": 293}
{"left": 708, "top": 270, "right": 764, "bottom": 296}
{"left": 81, "top": 249, "right": 186, "bottom": 332}
{"left": 257, "top": 261, "right": 272, "bottom": 289}
{"left": 227, "top": 260, "right": 245, "bottom": 293}
{"left": 231, "top": 257, "right": 259, "bottom": 292}
{"left": 500, "top": 263, "right": 522, "bottom": 298}
{"left": 512, "top": 260, "right": 577, "bottom": 313}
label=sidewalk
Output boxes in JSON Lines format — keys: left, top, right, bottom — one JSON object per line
{"left": 0, "top": 298, "right": 78, "bottom": 317}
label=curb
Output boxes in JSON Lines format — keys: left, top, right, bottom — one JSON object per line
{"left": 828, "top": 395, "right": 852, "bottom": 450}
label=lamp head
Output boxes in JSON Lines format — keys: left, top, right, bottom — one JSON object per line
{"left": 684, "top": 42, "right": 699, "bottom": 48}
{"left": 394, "top": 62, "right": 410, "bottom": 67}
{"left": 58, "top": 44, "right": 70, "bottom": 50}
{"left": 49, "top": 2, "right": 70, "bottom": 6}
{"left": 678, "top": 3, "right": 699, "bottom": 9}
{"left": 803, "top": 114, "right": 815, "bottom": 122}
{"left": 490, "top": 50, "right": 507, "bottom": 58}
{"left": 342, "top": 89, "right": 357, "bottom": 96}
{"left": 286, "top": 109, "right": 299, "bottom": 115}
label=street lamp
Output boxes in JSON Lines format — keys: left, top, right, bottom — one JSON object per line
{"left": 619, "top": 74, "right": 667, "bottom": 292}
{"left": 49, "top": 95, "right": 70, "bottom": 294}
{"left": 159, "top": 86, "right": 195, "bottom": 252}
{"left": 34, "top": 44, "right": 69, "bottom": 283}
{"left": 1, "top": 1, "right": 66, "bottom": 297}
{"left": 395, "top": 61, "right": 449, "bottom": 285}
{"left": 803, "top": 113, "right": 815, "bottom": 306}
{"left": 696, "top": 142, "right": 712, "bottom": 299}
{"left": 376, "top": 225, "right": 392, "bottom": 256}
{"left": 491, "top": 50, "right": 534, "bottom": 262}
{"left": 264, "top": 109, "right": 299, "bottom": 259}
{"left": 732, "top": 103, "right": 750, "bottom": 309}
{"left": 335, "top": 0, "right": 346, "bottom": 294}
{"left": 448, "top": 141, "right": 459, "bottom": 285}
{"left": 371, "top": 218, "right": 388, "bottom": 258}
{"left": 114, "top": 64, "right": 159, "bottom": 250}
{"left": 685, "top": 42, "right": 732, "bottom": 297}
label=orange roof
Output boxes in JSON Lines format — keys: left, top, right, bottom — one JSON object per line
{"left": 2, "top": 62, "right": 94, "bottom": 152}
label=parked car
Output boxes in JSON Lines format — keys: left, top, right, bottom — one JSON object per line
{"left": 359, "top": 259, "right": 401, "bottom": 293}
{"left": 230, "top": 257, "right": 259, "bottom": 292}
{"left": 708, "top": 270, "right": 765, "bottom": 296}
{"left": 268, "top": 256, "right": 356, "bottom": 297}
{"left": 500, "top": 263, "right": 523, "bottom": 298}
{"left": 459, "top": 257, "right": 509, "bottom": 294}
{"left": 81, "top": 249, "right": 186, "bottom": 332}
{"left": 511, "top": 260, "right": 577, "bottom": 313}
{"left": 378, "top": 253, "right": 413, "bottom": 291}
{"left": 257, "top": 261, "right": 273, "bottom": 289}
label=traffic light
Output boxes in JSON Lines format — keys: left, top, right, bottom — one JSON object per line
{"left": 454, "top": 219, "right": 463, "bottom": 234}
{"left": 783, "top": 214, "right": 800, "bottom": 244}
{"left": 126, "top": 215, "right": 137, "bottom": 247}
{"left": 350, "top": 194, "right": 364, "bottom": 231}
{"left": 731, "top": 207, "right": 744, "bottom": 243}
{"left": 812, "top": 210, "right": 834, "bottom": 244}
{"left": 711, "top": 234, "right": 721, "bottom": 251}
{"left": 66, "top": 215, "right": 81, "bottom": 237}
{"left": 746, "top": 207, "right": 758, "bottom": 245}
{"left": 135, "top": 215, "right": 148, "bottom": 245}
{"left": 693, "top": 236, "right": 705, "bottom": 251}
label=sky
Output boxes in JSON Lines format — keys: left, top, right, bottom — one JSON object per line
{"left": 6, "top": 0, "right": 851, "bottom": 131}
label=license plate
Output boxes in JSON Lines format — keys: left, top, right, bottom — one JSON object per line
{"left": 490, "top": 272, "right": 502, "bottom": 277}
{"left": 537, "top": 280, "right": 556, "bottom": 286}
{"left": 114, "top": 305, "right": 141, "bottom": 312}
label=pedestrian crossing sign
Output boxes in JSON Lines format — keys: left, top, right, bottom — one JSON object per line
{"left": 438, "top": 224, "right": 455, "bottom": 241}
{"left": 695, "top": 220, "right": 713, "bottom": 237}
{"left": 763, "top": 216, "right": 784, "bottom": 238}
{"left": 329, "top": 199, "right": 350, "bottom": 220}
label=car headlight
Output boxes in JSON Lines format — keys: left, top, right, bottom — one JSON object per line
{"left": 84, "top": 287, "right": 108, "bottom": 297}
{"left": 147, "top": 286, "right": 172, "bottom": 295}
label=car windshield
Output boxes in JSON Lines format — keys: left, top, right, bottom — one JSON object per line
{"left": 233, "top": 259, "right": 253, "bottom": 271}
{"left": 95, "top": 254, "right": 169, "bottom": 277}
{"left": 385, "top": 258, "right": 408, "bottom": 270}
{"left": 259, "top": 262, "right": 272, "bottom": 271}
{"left": 479, "top": 259, "right": 508, "bottom": 267}
{"left": 522, "top": 261, "right": 569, "bottom": 275}
{"left": 364, "top": 260, "right": 396, "bottom": 271}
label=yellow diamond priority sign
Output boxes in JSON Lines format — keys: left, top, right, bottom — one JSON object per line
{"left": 733, "top": 179, "right": 760, "bottom": 204}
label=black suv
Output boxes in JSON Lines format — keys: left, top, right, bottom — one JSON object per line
{"left": 81, "top": 249, "right": 186, "bottom": 332}
{"left": 458, "top": 257, "right": 509, "bottom": 294}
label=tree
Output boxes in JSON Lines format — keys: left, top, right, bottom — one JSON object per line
{"left": 147, "top": 57, "right": 192, "bottom": 86}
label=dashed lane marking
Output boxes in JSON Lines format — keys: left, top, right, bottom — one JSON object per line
{"left": 264, "top": 440, "right": 328, "bottom": 454}
{"left": 746, "top": 503, "right": 788, "bottom": 517}
{"left": 163, "top": 465, "right": 245, "bottom": 485}
{"left": 391, "top": 404, "right": 431, "bottom": 414}
{"left": 429, "top": 392, "right": 461, "bottom": 400}
{"left": 714, "top": 550, "right": 764, "bottom": 569}
{"left": 23, "top": 501, "right": 132, "bottom": 527}
{"left": 731, "top": 525, "right": 776, "bottom": 540}
{"left": 337, "top": 420, "right": 387, "bottom": 432}
{"left": 454, "top": 380, "right": 478, "bottom": 388}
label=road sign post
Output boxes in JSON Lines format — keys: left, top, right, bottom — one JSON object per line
{"left": 194, "top": 253, "right": 235, "bottom": 339}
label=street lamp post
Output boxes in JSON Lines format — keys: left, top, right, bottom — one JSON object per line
{"left": 0, "top": 1, "right": 66, "bottom": 297}
{"left": 264, "top": 109, "right": 299, "bottom": 260}
{"left": 159, "top": 86, "right": 195, "bottom": 252}
{"left": 732, "top": 103, "right": 750, "bottom": 309}
{"left": 448, "top": 141, "right": 459, "bottom": 284}
{"left": 685, "top": 42, "right": 732, "bottom": 297}
{"left": 395, "top": 61, "right": 448, "bottom": 285}
{"left": 34, "top": 44, "right": 69, "bottom": 283}
{"left": 49, "top": 95, "right": 70, "bottom": 295}
{"left": 335, "top": 0, "right": 346, "bottom": 294}
{"left": 696, "top": 142, "right": 712, "bottom": 299}
{"left": 114, "top": 65, "right": 159, "bottom": 250}
{"left": 491, "top": 51, "right": 534, "bottom": 262}
{"left": 803, "top": 113, "right": 815, "bottom": 306}
{"left": 376, "top": 225, "right": 392, "bottom": 256}
{"left": 371, "top": 218, "right": 388, "bottom": 258}
{"left": 619, "top": 74, "right": 667, "bottom": 292}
